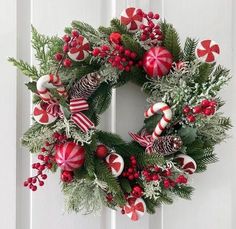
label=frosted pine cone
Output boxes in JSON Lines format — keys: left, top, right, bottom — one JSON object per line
{"left": 152, "top": 135, "right": 182, "bottom": 155}
{"left": 69, "top": 72, "right": 101, "bottom": 99}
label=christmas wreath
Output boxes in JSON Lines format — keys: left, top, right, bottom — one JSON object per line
{"left": 10, "top": 7, "right": 232, "bottom": 221}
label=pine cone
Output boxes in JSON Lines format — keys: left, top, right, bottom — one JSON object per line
{"left": 69, "top": 72, "right": 101, "bottom": 99}
{"left": 152, "top": 135, "right": 182, "bottom": 155}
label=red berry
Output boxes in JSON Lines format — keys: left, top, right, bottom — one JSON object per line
{"left": 130, "top": 52, "right": 137, "bottom": 59}
{"left": 125, "top": 66, "right": 130, "bottom": 72}
{"left": 165, "top": 169, "right": 172, "bottom": 176}
{"left": 203, "top": 107, "right": 213, "bottom": 116}
{"left": 92, "top": 48, "right": 100, "bottom": 57}
{"left": 148, "top": 12, "right": 154, "bottom": 18}
{"left": 201, "top": 99, "right": 210, "bottom": 107}
{"left": 53, "top": 132, "right": 60, "bottom": 139}
{"left": 54, "top": 53, "right": 63, "bottom": 61}
{"left": 128, "top": 168, "right": 133, "bottom": 173}
{"left": 141, "top": 34, "right": 147, "bottom": 41}
{"left": 23, "top": 181, "right": 28, "bottom": 187}
{"left": 32, "top": 186, "right": 37, "bottom": 191}
{"left": 114, "top": 56, "right": 121, "bottom": 63}
{"left": 134, "top": 172, "right": 139, "bottom": 179}
{"left": 41, "top": 174, "right": 47, "bottom": 180}
{"left": 45, "top": 141, "right": 50, "bottom": 146}
{"left": 154, "top": 14, "right": 160, "bottom": 20}
{"left": 44, "top": 155, "right": 49, "bottom": 162}
{"left": 210, "top": 100, "right": 217, "bottom": 107}
{"left": 63, "top": 58, "right": 72, "bottom": 68}
{"left": 154, "top": 166, "right": 160, "bottom": 172}
{"left": 71, "top": 29, "right": 79, "bottom": 37}
{"left": 130, "top": 156, "right": 135, "bottom": 160}
{"left": 109, "top": 32, "right": 121, "bottom": 44}
{"left": 32, "top": 177, "right": 37, "bottom": 184}
{"left": 27, "top": 177, "right": 32, "bottom": 183}
{"left": 187, "top": 114, "right": 196, "bottom": 123}
{"left": 41, "top": 147, "right": 47, "bottom": 153}
{"left": 140, "top": 24, "right": 146, "bottom": 30}
{"left": 128, "top": 175, "right": 134, "bottom": 180}
{"left": 39, "top": 165, "right": 45, "bottom": 171}
{"left": 183, "top": 105, "right": 191, "bottom": 114}
{"left": 63, "top": 35, "right": 71, "bottom": 43}
{"left": 132, "top": 185, "right": 143, "bottom": 198}
{"left": 38, "top": 154, "right": 44, "bottom": 160}
{"left": 63, "top": 44, "right": 69, "bottom": 52}
{"left": 39, "top": 181, "right": 44, "bottom": 186}
{"left": 61, "top": 171, "right": 73, "bottom": 183}
{"left": 163, "top": 179, "right": 170, "bottom": 189}
{"left": 149, "top": 33, "right": 155, "bottom": 39}
{"left": 124, "top": 49, "right": 131, "bottom": 57}
{"left": 119, "top": 46, "right": 124, "bottom": 53}
{"left": 101, "top": 45, "right": 110, "bottom": 52}
{"left": 46, "top": 163, "right": 52, "bottom": 169}
{"left": 143, "top": 170, "right": 149, "bottom": 177}
{"left": 192, "top": 105, "right": 202, "bottom": 114}
{"left": 136, "top": 9, "right": 143, "bottom": 16}
{"left": 106, "top": 193, "right": 113, "bottom": 202}
{"left": 95, "top": 144, "right": 108, "bottom": 158}
{"left": 121, "top": 209, "right": 125, "bottom": 214}
{"left": 152, "top": 174, "right": 159, "bottom": 181}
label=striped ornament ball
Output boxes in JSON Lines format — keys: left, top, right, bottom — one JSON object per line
{"left": 55, "top": 142, "right": 85, "bottom": 171}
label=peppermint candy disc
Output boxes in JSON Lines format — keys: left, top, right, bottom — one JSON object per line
{"left": 143, "top": 47, "right": 173, "bottom": 78}
{"left": 105, "top": 153, "right": 124, "bottom": 177}
{"left": 68, "top": 35, "right": 90, "bottom": 61}
{"left": 120, "top": 7, "right": 143, "bottom": 33}
{"left": 124, "top": 197, "right": 146, "bottom": 221}
{"left": 33, "top": 102, "right": 57, "bottom": 125}
{"left": 196, "top": 39, "right": 220, "bottom": 63}
{"left": 55, "top": 142, "right": 85, "bottom": 171}
{"left": 175, "top": 154, "right": 197, "bottom": 174}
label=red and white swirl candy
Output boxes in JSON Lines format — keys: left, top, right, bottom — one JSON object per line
{"left": 144, "top": 102, "right": 172, "bottom": 139}
{"left": 55, "top": 142, "right": 85, "bottom": 171}
{"left": 105, "top": 153, "right": 124, "bottom": 177}
{"left": 143, "top": 47, "right": 173, "bottom": 78}
{"left": 36, "top": 74, "right": 67, "bottom": 102}
{"left": 124, "top": 197, "right": 146, "bottom": 221}
{"left": 120, "top": 7, "right": 143, "bottom": 33}
{"left": 68, "top": 35, "right": 90, "bottom": 61}
{"left": 175, "top": 154, "right": 197, "bottom": 174}
{"left": 196, "top": 39, "right": 220, "bottom": 63}
{"left": 33, "top": 102, "right": 58, "bottom": 125}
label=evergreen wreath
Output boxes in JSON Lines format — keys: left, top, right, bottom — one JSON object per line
{"left": 10, "top": 7, "right": 232, "bottom": 221}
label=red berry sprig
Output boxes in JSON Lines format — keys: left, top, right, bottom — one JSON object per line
{"left": 23, "top": 151, "right": 53, "bottom": 191}
{"left": 92, "top": 44, "right": 139, "bottom": 72}
{"left": 54, "top": 29, "right": 81, "bottom": 69}
{"left": 122, "top": 156, "right": 139, "bottom": 180}
{"left": 131, "top": 185, "right": 143, "bottom": 198}
{"left": 183, "top": 99, "right": 217, "bottom": 123}
{"left": 136, "top": 9, "right": 163, "bottom": 46}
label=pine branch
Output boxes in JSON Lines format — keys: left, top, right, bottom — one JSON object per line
{"left": 95, "top": 130, "right": 126, "bottom": 146}
{"left": 120, "top": 178, "right": 132, "bottom": 193}
{"left": 98, "top": 26, "right": 113, "bottom": 36}
{"left": 25, "top": 81, "right": 37, "bottom": 93}
{"left": 172, "top": 185, "right": 194, "bottom": 200}
{"left": 8, "top": 58, "right": 39, "bottom": 79}
{"left": 195, "top": 63, "right": 215, "bottom": 83}
{"left": 110, "top": 18, "right": 129, "bottom": 35}
{"left": 183, "top": 37, "right": 198, "bottom": 61}
{"left": 161, "top": 21, "right": 182, "bottom": 62}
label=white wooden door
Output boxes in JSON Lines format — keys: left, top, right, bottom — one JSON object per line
{"left": 1, "top": 0, "right": 236, "bottom": 229}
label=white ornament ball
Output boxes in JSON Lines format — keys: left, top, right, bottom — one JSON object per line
{"left": 175, "top": 154, "right": 197, "bottom": 174}
{"left": 105, "top": 153, "right": 124, "bottom": 177}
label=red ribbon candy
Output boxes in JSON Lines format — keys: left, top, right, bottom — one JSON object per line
{"left": 129, "top": 130, "right": 154, "bottom": 153}
{"left": 70, "top": 98, "right": 94, "bottom": 133}
{"left": 124, "top": 197, "right": 145, "bottom": 221}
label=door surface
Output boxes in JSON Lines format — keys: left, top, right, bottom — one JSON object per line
{"left": 1, "top": 0, "right": 236, "bottom": 229}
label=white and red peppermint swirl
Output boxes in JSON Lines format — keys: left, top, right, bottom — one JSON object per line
{"left": 176, "top": 154, "right": 197, "bottom": 174}
{"left": 105, "top": 153, "right": 124, "bottom": 177}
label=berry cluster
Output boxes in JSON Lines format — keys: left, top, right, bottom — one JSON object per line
{"left": 142, "top": 165, "right": 188, "bottom": 189}
{"left": 61, "top": 170, "right": 74, "bottom": 183}
{"left": 136, "top": 9, "right": 163, "bottom": 46}
{"left": 23, "top": 148, "right": 53, "bottom": 191}
{"left": 131, "top": 185, "right": 143, "bottom": 198}
{"left": 122, "top": 156, "right": 139, "bottom": 180}
{"left": 183, "top": 99, "right": 217, "bottom": 123}
{"left": 54, "top": 29, "right": 80, "bottom": 68}
{"left": 92, "top": 41, "right": 141, "bottom": 72}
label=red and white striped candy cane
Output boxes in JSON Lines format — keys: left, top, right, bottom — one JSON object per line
{"left": 144, "top": 102, "right": 172, "bottom": 139}
{"left": 37, "top": 74, "right": 67, "bottom": 102}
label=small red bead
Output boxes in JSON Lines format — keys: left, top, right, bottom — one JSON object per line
{"left": 63, "top": 44, "right": 69, "bottom": 52}
{"left": 130, "top": 52, "right": 137, "bottom": 59}
{"left": 124, "top": 49, "right": 131, "bottom": 57}
{"left": 38, "top": 154, "right": 44, "bottom": 160}
{"left": 152, "top": 174, "right": 159, "bottom": 181}
{"left": 39, "top": 181, "right": 44, "bottom": 186}
{"left": 63, "top": 58, "right": 72, "bottom": 68}
{"left": 136, "top": 9, "right": 143, "bottom": 16}
{"left": 46, "top": 163, "right": 52, "bottom": 169}
{"left": 154, "top": 14, "right": 160, "bottom": 20}
{"left": 41, "top": 148, "right": 47, "bottom": 153}
{"left": 27, "top": 177, "right": 32, "bottom": 183}
{"left": 128, "top": 175, "right": 134, "bottom": 180}
{"left": 44, "top": 155, "right": 49, "bottom": 162}
{"left": 23, "top": 181, "right": 28, "bottom": 187}
{"left": 163, "top": 179, "right": 170, "bottom": 189}
{"left": 39, "top": 165, "right": 45, "bottom": 171}
{"left": 183, "top": 105, "right": 191, "bottom": 114}
{"left": 71, "top": 29, "right": 79, "bottom": 37}
{"left": 148, "top": 12, "right": 154, "bottom": 19}
{"left": 63, "top": 35, "right": 71, "bottom": 43}
{"left": 204, "top": 107, "right": 213, "bottom": 116}
{"left": 92, "top": 48, "right": 100, "bottom": 57}
{"left": 141, "top": 34, "right": 147, "bottom": 41}
{"left": 128, "top": 168, "right": 133, "bottom": 173}
{"left": 192, "top": 105, "right": 202, "bottom": 114}
{"left": 32, "top": 177, "right": 37, "bottom": 184}
{"left": 54, "top": 53, "right": 63, "bottom": 61}
{"left": 140, "top": 24, "right": 146, "bottom": 30}
{"left": 32, "top": 186, "right": 37, "bottom": 191}
{"left": 187, "top": 114, "right": 196, "bottom": 123}
{"left": 41, "top": 174, "right": 47, "bottom": 180}
{"left": 134, "top": 172, "right": 139, "bottom": 179}
{"left": 209, "top": 100, "right": 217, "bottom": 107}
{"left": 201, "top": 99, "right": 210, "bottom": 107}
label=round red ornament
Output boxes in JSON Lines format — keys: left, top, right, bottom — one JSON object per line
{"left": 55, "top": 142, "right": 85, "bottom": 171}
{"left": 120, "top": 7, "right": 143, "bottom": 33}
{"left": 105, "top": 153, "right": 124, "bottom": 177}
{"left": 109, "top": 32, "right": 121, "bottom": 44}
{"left": 124, "top": 197, "right": 146, "bottom": 221}
{"left": 61, "top": 170, "right": 74, "bottom": 183}
{"left": 95, "top": 144, "right": 108, "bottom": 158}
{"left": 143, "top": 47, "right": 173, "bottom": 77}
{"left": 175, "top": 154, "right": 197, "bottom": 174}
{"left": 196, "top": 39, "right": 220, "bottom": 63}
{"left": 68, "top": 35, "right": 90, "bottom": 61}
{"left": 33, "top": 102, "right": 57, "bottom": 125}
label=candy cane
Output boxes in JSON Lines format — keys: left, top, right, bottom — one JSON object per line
{"left": 37, "top": 74, "right": 67, "bottom": 102}
{"left": 144, "top": 102, "right": 172, "bottom": 139}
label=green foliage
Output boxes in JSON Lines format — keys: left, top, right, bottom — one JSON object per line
{"left": 195, "top": 63, "right": 215, "bottom": 83}
{"left": 183, "top": 37, "right": 198, "bottom": 61}
{"left": 120, "top": 178, "right": 132, "bottom": 193}
{"left": 98, "top": 26, "right": 113, "bottom": 36}
{"left": 8, "top": 58, "right": 39, "bottom": 80}
{"left": 178, "top": 127, "right": 197, "bottom": 145}
{"left": 94, "top": 159, "right": 126, "bottom": 206}
{"left": 110, "top": 18, "right": 129, "bottom": 35}
{"left": 25, "top": 81, "right": 37, "bottom": 93}
{"left": 121, "top": 34, "right": 145, "bottom": 58}
{"left": 161, "top": 21, "right": 182, "bottom": 61}
{"left": 95, "top": 130, "right": 126, "bottom": 146}
{"left": 144, "top": 197, "right": 160, "bottom": 214}
{"left": 172, "top": 185, "right": 194, "bottom": 200}
{"left": 89, "top": 82, "right": 112, "bottom": 115}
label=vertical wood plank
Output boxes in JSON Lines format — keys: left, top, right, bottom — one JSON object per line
{"left": 162, "top": 1, "right": 234, "bottom": 229}
{"left": 0, "top": 0, "right": 17, "bottom": 228}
